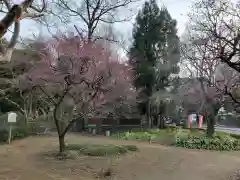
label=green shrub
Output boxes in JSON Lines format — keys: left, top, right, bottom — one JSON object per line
{"left": 175, "top": 135, "right": 240, "bottom": 151}
{"left": 0, "top": 126, "right": 28, "bottom": 143}
{"left": 123, "top": 145, "right": 139, "bottom": 152}
{"left": 12, "top": 126, "right": 28, "bottom": 140}
{"left": 27, "top": 122, "right": 37, "bottom": 135}
{"left": 67, "top": 144, "right": 138, "bottom": 156}
{"left": 0, "top": 128, "right": 9, "bottom": 142}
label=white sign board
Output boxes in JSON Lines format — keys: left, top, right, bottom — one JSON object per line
{"left": 8, "top": 112, "right": 17, "bottom": 123}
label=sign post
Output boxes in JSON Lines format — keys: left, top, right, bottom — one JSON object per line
{"left": 7, "top": 112, "right": 17, "bottom": 144}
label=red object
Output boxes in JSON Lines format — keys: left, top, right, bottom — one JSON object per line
{"left": 188, "top": 114, "right": 204, "bottom": 129}
{"left": 16, "top": 15, "right": 21, "bottom": 20}
{"left": 198, "top": 115, "right": 203, "bottom": 128}
{"left": 188, "top": 115, "right": 192, "bottom": 128}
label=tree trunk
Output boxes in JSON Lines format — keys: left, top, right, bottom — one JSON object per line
{"left": 206, "top": 104, "right": 221, "bottom": 137}
{"left": 157, "top": 115, "right": 160, "bottom": 128}
{"left": 58, "top": 135, "right": 66, "bottom": 154}
{"left": 148, "top": 101, "right": 152, "bottom": 128}
{"left": 159, "top": 115, "right": 165, "bottom": 129}
{"left": 207, "top": 115, "right": 215, "bottom": 137}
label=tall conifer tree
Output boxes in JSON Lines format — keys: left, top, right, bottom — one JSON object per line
{"left": 129, "top": 2, "right": 180, "bottom": 127}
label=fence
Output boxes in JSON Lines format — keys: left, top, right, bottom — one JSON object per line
{"left": 80, "top": 117, "right": 143, "bottom": 134}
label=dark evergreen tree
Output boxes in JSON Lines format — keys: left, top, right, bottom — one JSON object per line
{"left": 153, "top": 8, "right": 180, "bottom": 128}
{"left": 129, "top": 0, "right": 161, "bottom": 118}
{"left": 129, "top": 3, "right": 180, "bottom": 127}
{"left": 155, "top": 8, "right": 180, "bottom": 90}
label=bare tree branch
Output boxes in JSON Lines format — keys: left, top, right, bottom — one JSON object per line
{"left": 55, "top": 0, "right": 137, "bottom": 41}
{"left": 0, "top": 0, "right": 46, "bottom": 62}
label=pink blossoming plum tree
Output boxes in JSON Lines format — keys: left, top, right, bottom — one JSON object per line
{"left": 19, "top": 34, "right": 136, "bottom": 154}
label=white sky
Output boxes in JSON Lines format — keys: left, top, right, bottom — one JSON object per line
{"left": 3, "top": 0, "right": 193, "bottom": 43}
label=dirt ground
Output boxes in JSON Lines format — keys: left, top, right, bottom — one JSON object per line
{"left": 0, "top": 134, "right": 240, "bottom": 180}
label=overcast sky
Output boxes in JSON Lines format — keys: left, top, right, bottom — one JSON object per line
{"left": 4, "top": 0, "right": 193, "bottom": 43}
